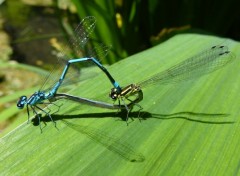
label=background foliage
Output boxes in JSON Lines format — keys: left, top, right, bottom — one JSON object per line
{"left": 1, "top": 0, "right": 239, "bottom": 65}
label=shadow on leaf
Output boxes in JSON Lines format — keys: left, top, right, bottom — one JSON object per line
{"left": 32, "top": 110, "right": 234, "bottom": 125}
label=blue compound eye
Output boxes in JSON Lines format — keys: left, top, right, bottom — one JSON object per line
{"left": 17, "top": 96, "right": 27, "bottom": 109}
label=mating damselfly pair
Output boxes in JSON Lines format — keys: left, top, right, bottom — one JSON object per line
{"left": 17, "top": 16, "right": 236, "bottom": 131}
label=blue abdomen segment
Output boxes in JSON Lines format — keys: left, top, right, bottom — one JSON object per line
{"left": 50, "top": 57, "right": 122, "bottom": 95}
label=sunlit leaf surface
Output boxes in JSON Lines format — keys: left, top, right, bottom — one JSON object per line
{"left": 1, "top": 34, "right": 240, "bottom": 176}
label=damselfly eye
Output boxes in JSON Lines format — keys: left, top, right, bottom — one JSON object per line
{"left": 17, "top": 96, "right": 27, "bottom": 109}
{"left": 109, "top": 88, "right": 118, "bottom": 100}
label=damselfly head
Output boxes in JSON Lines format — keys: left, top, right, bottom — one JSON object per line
{"left": 17, "top": 96, "right": 27, "bottom": 109}
{"left": 109, "top": 88, "right": 118, "bottom": 100}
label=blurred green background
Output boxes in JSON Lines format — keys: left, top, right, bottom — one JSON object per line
{"left": 0, "top": 0, "right": 239, "bottom": 134}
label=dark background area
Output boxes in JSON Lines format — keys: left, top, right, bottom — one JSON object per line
{"left": 1, "top": 0, "right": 240, "bottom": 66}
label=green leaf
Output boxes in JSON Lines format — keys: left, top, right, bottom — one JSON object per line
{"left": 1, "top": 34, "right": 240, "bottom": 175}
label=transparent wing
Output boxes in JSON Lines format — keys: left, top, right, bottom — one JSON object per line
{"left": 87, "top": 43, "right": 111, "bottom": 61}
{"left": 138, "top": 45, "right": 236, "bottom": 88}
{"left": 39, "top": 16, "right": 96, "bottom": 92}
{"left": 62, "top": 120, "right": 145, "bottom": 162}
{"left": 68, "top": 16, "right": 96, "bottom": 58}
{"left": 87, "top": 43, "right": 111, "bottom": 62}
{"left": 39, "top": 59, "right": 80, "bottom": 93}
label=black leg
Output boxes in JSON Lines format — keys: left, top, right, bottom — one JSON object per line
{"left": 49, "top": 102, "right": 62, "bottom": 114}
{"left": 30, "top": 106, "right": 43, "bottom": 133}
{"left": 40, "top": 101, "right": 63, "bottom": 115}
{"left": 135, "top": 103, "right": 143, "bottom": 122}
{"left": 26, "top": 104, "right": 30, "bottom": 124}
{"left": 120, "top": 97, "right": 132, "bottom": 125}
{"left": 35, "top": 105, "right": 57, "bottom": 128}
{"left": 125, "top": 97, "right": 143, "bottom": 122}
